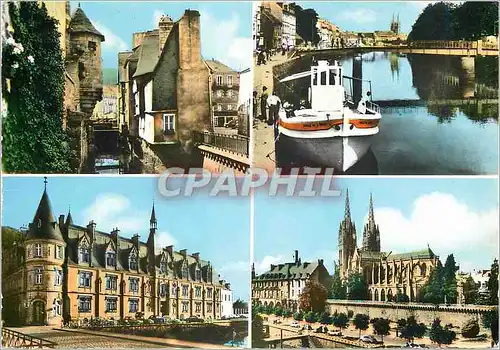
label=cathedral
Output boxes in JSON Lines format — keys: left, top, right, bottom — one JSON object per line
{"left": 338, "top": 190, "right": 438, "bottom": 302}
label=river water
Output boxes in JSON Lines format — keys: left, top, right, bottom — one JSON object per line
{"left": 275, "top": 52, "right": 498, "bottom": 175}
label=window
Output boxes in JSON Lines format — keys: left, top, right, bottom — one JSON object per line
{"left": 129, "top": 299, "right": 139, "bottom": 313}
{"left": 54, "top": 269, "right": 62, "bottom": 286}
{"left": 79, "top": 245, "right": 90, "bottom": 263}
{"left": 207, "top": 302, "right": 212, "bottom": 313}
{"left": 182, "top": 301, "right": 188, "bottom": 313}
{"left": 34, "top": 244, "right": 42, "bottom": 258}
{"left": 329, "top": 70, "right": 337, "bottom": 86}
{"left": 216, "top": 90, "right": 222, "bottom": 97}
{"left": 78, "top": 296, "right": 92, "bottom": 312}
{"left": 53, "top": 299, "right": 62, "bottom": 316}
{"left": 227, "top": 75, "right": 233, "bottom": 87}
{"left": 195, "top": 302, "right": 201, "bottom": 313}
{"left": 163, "top": 113, "right": 175, "bottom": 135}
{"left": 105, "top": 275, "right": 118, "bottom": 290}
{"left": 34, "top": 267, "right": 43, "bottom": 285}
{"left": 207, "top": 288, "right": 213, "bottom": 299}
{"left": 129, "top": 254, "right": 138, "bottom": 270}
{"left": 182, "top": 285, "right": 189, "bottom": 297}
{"left": 195, "top": 269, "right": 201, "bottom": 281}
{"left": 106, "top": 252, "right": 116, "bottom": 267}
{"left": 207, "top": 268, "right": 212, "bottom": 282}
{"left": 320, "top": 71, "right": 327, "bottom": 85}
{"left": 56, "top": 245, "right": 63, "bottom": 259}
{"left": 227, "top": 104, "right": 233, "bottom": 111}
{"left": 160, "top": 262, "right": 166, "bottom": 274}
{"left": 216, "top": 75, "right": 223, "bottom": 85}
{"left": 195, "top": 286, "right": 202, "bottom": 298}
{"left": 171, "top": 285, "right": 177, "bottom": 297}
{"left": 105, "top": 297, "right": 117, "bottom": 312}
{"left": 129, "top": 278, "right": 139, "bottom": 292}
{"left": 79, "top": 272, "right": 92, "bottom": 287}
{"left": 182, "top": 265, "right": 188, "bottom": 279}
{"left": 88, "top": 41, "right": 96, "bottom": 51}
{"left": 159, "top": 284, "right": 167, "bottom": 297}
{"left": 216, "top": 104, "right": 222, "bottom": 112}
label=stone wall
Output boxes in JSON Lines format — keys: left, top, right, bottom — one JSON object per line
{"left": 326, "top": 300, "right": 497, "bottom": 330}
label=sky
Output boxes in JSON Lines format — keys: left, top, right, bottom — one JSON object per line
{"left": 2, "top": 176, "right": 251, "bottom": 302}
{"left": 297, "top": 1, "right": 461, "bottom": 34}
{"left": 73, "top": 1, "right": 252, "bottom": 71}
{"left": 254, "top": 177, "right": 499, "bottom": 277}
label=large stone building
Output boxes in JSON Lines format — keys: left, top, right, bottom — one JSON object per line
{"left": 2, "top": 181, "right": 228, "bottom": 326}
{"left": 281, "top": 2, "right": 296, "bottom": 48}
{"left": 118, "top": 11, "right": 211, "bottom": 149}
{"left": 338, "top": 191, "right": 438, "bottom": 302}
{"left": 206, "top": 60, "right": 240, "bottom": 128}
{"left": 252, "top": 251, "right": 331, "bottom": 312}
{"left": 259, "top": 2, "right": 283, "bottom": 50}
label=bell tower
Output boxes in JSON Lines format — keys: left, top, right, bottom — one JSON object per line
{"left": 338, "top": 189, "right": 357, "bottom": 279}
{"left": 362, "top": 193, "right": 381, "bottom": 252}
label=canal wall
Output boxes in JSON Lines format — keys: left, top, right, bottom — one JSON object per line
{"left": 326, "top": 300, "right": 496, "bottom": 330}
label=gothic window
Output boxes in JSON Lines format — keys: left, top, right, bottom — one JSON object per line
{"left": 34, "top": 244, "right": 42, "bottom": 258}
{"left": 78, "top": 296, "right": 92, "bottom": 312}
{"left": 207, "top": 288, "right": 213, "bottom": 299}
{"left": 207, "top": 302, "right": 213, "bottom": 313}
{"left": 129, "top": 253, "right": 138, "bottom": 270}
{"left": 195, "top": 286, "right": 202, "bottom": 298}
{"left": 79, "top": 244, "right": 90, "bottom": 263}
{"left": 159, "top": 284, "right": 167, "bottom": 297}
{"left": 34, "top": 267, "right": 43, "bottom": 285}
{"left": 182, "top": 285, "right": 189, "bottom": 297}
{"left": 106, "top": 252, "right": 116, "bottom": 267}
{"left": 105, "top": 275, "right": 118, "bottom": 290}
{"left": 182, "top": 301, "right": 189, "bottom": 313}
{"left": 105, "top": 297, "right": 117, "bottom": 312}
{"left": 421, "top": 263, "right": 427, "bottom": 277}
{"left": 129, "top": 278, "right": 139, "bottom": 292}
{"left": 79, "top": 271, "right": 92, "bottom": 287}
{"left": 195, "top": 302, "right": 201, "bottom": 313}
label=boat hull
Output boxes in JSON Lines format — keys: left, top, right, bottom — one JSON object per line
{"left": 276, "top": 133, "right": 374, "bottom": 172}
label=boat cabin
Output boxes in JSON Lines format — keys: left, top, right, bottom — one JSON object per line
{"left": 309, "top": 60, "right": 345, "bottom": 112}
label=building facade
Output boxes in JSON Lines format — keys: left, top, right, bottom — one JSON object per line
{"left": 281, "top": 2, "right": 296, "bottom": 48}
{"left": 338, "top": 191, "right": 438, "bottom": 302}
{"left": 117, "top": 11, "right": 211, "bottom": 146}
{"left": 206, "top": 60, "right": 240, "bottom": 128}
{"left": 2, "top": 183, "right": 228, "bottom": 326}
{"left": 252, "top": 251, "right": 331, "bottom": 312}
{"left": 260, "top": 2, "right": 283, "bottom": 50}
{"left": 220, "top": 283, "right": 234, "bottom": 318}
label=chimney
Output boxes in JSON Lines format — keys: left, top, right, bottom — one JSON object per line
{"left": 158, "top": 14, "right": 173, "bottom": 53}
{"left": 59, "top": 214, "right": 65, "bottom": 228}
{"left": 178, "top": 9, "right": 202, "bottom": 69}
{"left": 111, "top": 227, "right": 120, "bottom": 248}
{"left": 87, "top": 220, "right": 96, "bottom": 242}
{"left": 271, "top": 264, "right": 276, "bottom": 270}
{"left": 192, "top": 252, "right": 200, "bottom": 261}
{"left": 131, "top": 234, "right": 140, "bottom": 251}
{"left": 166, "top": 245, "right": 173, "bottom": 256}
{"left": 294, "top": 250, "right": 299, "bottom": 264}
{"left": 180, "top": 249, "right": 187, "bottom": 257}
{"left": 318, "top": 259, "right": 324, "bottom": 266}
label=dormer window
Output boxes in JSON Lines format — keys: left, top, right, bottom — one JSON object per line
{"left": 129, "top": 253, "right": 138, "bottom": 270}
{"left": 195, "top": 269, "right": 201, "bottom": 281}
{"left": 160, "top": 262, "right": 166, "bottom": 274}
{"left": 207, "top": 267, "right": 212, "bottom": 282}
{"left": 79, "top": 245, "right": 90, "bottom": 263}
{"left": 181, "top": 263, "right": 188, "bottom": 279}
{"left": 106, "top": 252, "right": 116, "bottom": 267}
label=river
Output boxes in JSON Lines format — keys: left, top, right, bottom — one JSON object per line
{"left": 274, "top": 52, "right": 498, "bottom": 175}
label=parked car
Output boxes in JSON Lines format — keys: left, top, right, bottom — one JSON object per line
{"left": 185, "top": 316, "right": 204, "bottom": 323}
{"left": 360, "top": 335, "right": 379, "bottom": 344}
{"left": 290, "top": 321, "right": 300, "bottom": 328}
{"left": 148, "top": 315, "right": 166, "bottom": 324}
{"left": 303, "top": 324, "right": 313, "bottom": 330}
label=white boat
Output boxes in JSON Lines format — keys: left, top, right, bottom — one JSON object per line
{"left": 276, "top": 60, "right": 382, "bottom": 172}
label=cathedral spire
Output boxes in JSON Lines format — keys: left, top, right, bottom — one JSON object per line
{"left": 362, "top": 193, "right": 380, "bottom": 252}
{"left": 150, "top": 201, "right": 157, "bottom": 231}
{"left": 344, "top": 189, "right": 351, "bottom": 221}
{"left": 368, "top": 193, "right": 375, "bottom": 225}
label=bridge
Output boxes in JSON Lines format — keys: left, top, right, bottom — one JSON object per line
{"left": 373, "top": 98, "right": 498, "bottom": 108}
{"left": 2, "top": 328, "right": 57, "bottom": 348}
{"left": 298, "top": 40, "right": 499, "bottom": 57}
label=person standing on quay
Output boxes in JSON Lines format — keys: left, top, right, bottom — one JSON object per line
{"left": 260, "top": 86, "right": 269, "bottom": 122}
{"left": 266, "top": 90, "right": 281, "bottom": 126}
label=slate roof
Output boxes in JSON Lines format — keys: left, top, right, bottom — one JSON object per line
{"left": 133, "top": 33, "right": 160, "bottom": 78}
{"left": 205, "top": 60, "right": 236, "bottom": 74}
{"left": 118, "top": 51, "right": 133, "bottom": 83}
{"left": 26, "top": 190, "right": 64, "bottom": 241}
{"left": 255, "top": 261, "right": 320, "bottom": 281}
{"left": 69, "top": 7, "right": 105, "bottom": 41}
{"left": 359, "top": 247, "right": 436, "bottom": 261}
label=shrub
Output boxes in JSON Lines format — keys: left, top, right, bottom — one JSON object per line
{"left": 294, "top": 311, "right": 304, "bottom": 321}
{"left": 347, "top": 310, "right": 354, "bottom": 318}
{"left": 275, "top": 308, "right": 283, "bottom": 317}
{"left": 304, "top": 311, "right": 315, "bottom": 323}
{"left": 462, "top": 319, "right": 480, "bottom": 338}
{"left": 320, "top": 311, "right": 332, "bottom": 324}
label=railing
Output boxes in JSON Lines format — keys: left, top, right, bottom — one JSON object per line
{"left": 407, "top": 40, "right": 476, "bottom": 49}
{"left": 1, "top": 328, "right": 57, "bottom": 348}
{"left": 193, "top": 131, "right": 249, "bottom": 157}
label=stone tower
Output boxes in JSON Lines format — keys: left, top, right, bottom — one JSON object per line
{"left": 338, "top": 189, "right": 357, "bottom": 279}
{"left": 67, "top": 5, "right": 105, "bottom": 115}
{"left": 158, "top": 14, "right": 174, "bottom": 53}
{"left": 362, "top": 193, "right": 381, "bottom": 252}
{"left": 24, "top": 178, "right": 66, "bottom": 326}
{"left": 390, "top": 13, "right": 400, "bottom": 35}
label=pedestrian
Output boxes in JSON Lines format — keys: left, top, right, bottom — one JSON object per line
{"left": 260, "top": 86, "right": 268, "bottom": 122}
{"left": 282, "top": 42, "right": 286, "bottom": 55}
{"left": 266, "top": 90, "right": 281, "bottom": 126}
{"left": 252, "top": 90, "right": 258, "bottom": 121}
{"left": 357, "top": 91, "right": 371, "bottom": 114}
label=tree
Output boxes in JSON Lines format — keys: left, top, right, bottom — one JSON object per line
{"left": 233, "top": 299, "right": 248, "bottom": 310}
{"left": 452, "top": 2, "right": 499, "bottom": 40}
{"left": 353, "top": 314, "right": 370, "bottom": 338}
{"left": 397, "top": 316, "right": 427, "bottom": 343}
{"left": 430, "top": 318, "right": 456, "bottom": 347}
{"left": 2, "top": 2, "right": 72, "bottom": 173}
{"left": 346, "top": 273, "right": 368, "bottom": 300}
{"left": 319, "top": 311, "right": 332, "bottom": 325}
{"left": 330, "top": 264, "right": 347, "bottom": 299}
{"left": 252, "top": 311, "right": 266, "bottom": 348}
{"left": 408, "top": 2, "right": 458, "bottom": 41}
{"left": 293, "top": 4, "right": 320, "bottom": 45}
{"left": 461, "top": 319, "right": 479, "bottom": 338}
{"left": 373, "top": 318, "right": 391, "bottom": 343}
{"left": 299, "top": 280, "right": 328, "bottom": 313}
{"left": 421, "top": 260, "right": 444, "bottom": 304}
{"left": 482, "top": 310, "right": 499, "bottom": 344}
{"left": 488, "top": 259, "right": 498, "bottom": 306}
{"left": 443, "top": 254, "right": 459, "bottom": 304}
{"left": 395, "top": 290, "right": 410, "bottom": 303}
{"left": 294, "top": 311, "right": 304, "bottom": 321}
{"left": 462, "top": 276, "right": 479, "bottom": 304}
{"left": 332, "top": 312, "right": 349, "bottom": 335}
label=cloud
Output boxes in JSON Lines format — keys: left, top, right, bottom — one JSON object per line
{"left": 152, "top": 10, "right": 163, "bottom": 28}
{"left": 371, "top": 192, "right": 498, "bottom": 269}
{"left": 199, "top": 11, "right": 252, "bottom": 71}
{"left": 155, "top": 231, "right": 177, "bottom": 253}
{"left": 254, "top": 255, "right": 284, "bottom": 274}
{"left": 81, "top": 193, "right": 148, "bottom": 234}
{"left": 338, "top": 9, "right": 377, "bottom": 24}
{"left": 92, "top": 21, "right": 128, "bottom": 52}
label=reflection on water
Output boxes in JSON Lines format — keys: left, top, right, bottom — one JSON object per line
{"left": 223, "top": 336, "right": 249, "bottom": 347}
{"left": 95, "top": 155, "right": 121, "bottom": 174}
{"left": 275, "top": 52, "right": 498, "bottom": 175}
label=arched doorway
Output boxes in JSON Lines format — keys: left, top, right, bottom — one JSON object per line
{"left": 32, "top": 300, "right": 46, "bottom": 325}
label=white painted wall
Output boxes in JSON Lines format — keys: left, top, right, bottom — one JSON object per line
{"left": 221, "top": 288, "right": 233, "bottom": 318}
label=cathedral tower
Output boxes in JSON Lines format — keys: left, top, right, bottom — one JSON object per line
{"left": 338, "top": 190, "right": 357, "bottom": 279}
{"left": 362, "top": 193, "right": 381, "bottom": 252}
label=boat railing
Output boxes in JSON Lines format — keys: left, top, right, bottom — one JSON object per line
{"left": 366, "top": 100, "right": 381, "bottom": 114}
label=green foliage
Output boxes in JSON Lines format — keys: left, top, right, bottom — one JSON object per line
{"left": 430, "top": 318, "right": 456, "bottom": 346}
{"left": 346, "top": 273, "right": 369, "bottom": 300}
{"left": 482, "top": 310, "right": 499, "bottom": 344}
{"left": 421, "top": 260, "right": 444, "bottom": 304}
{"left": 2, "top": 2, "right": 72, "bottom": 173}
{"left": 443, "top": 254, "right": 459, "bottom": 304}
{"left": 319, "top": 311, "right": 332, "bottom": 325}
{"left": 251, "top": 311, "right": 266, "bottom": 348}
{"left": 395, "top": 290, "right": 410, "bottom": 303}
{"left": 409, "top": 2, "right": 499, "bottom": 41}
{"left": 462, "top": 276, "right": 480, "bottom": 304}
{"left": 332, "top": 312, "right": 349, "bottom": 334}
{"left": 461, "top": 319, "right": 480, "bottom": 338}
{"left": 274, "top": 307, "right": 283, "bottom": 317}
{"left": 233, "top": 299, "right": 248, "bottom": 310}
{"left": 397, "top": 316, "right": 427, "bottom": 342}
{"left": 488, "top": 259, "right": 499, "bottom": 306}
{"left": 293, "top": 311, "right": 303, "bottom": 321}
{"left": 330, "top": 264, "right": 347, "bottom": 299}
{"left": 347, "top": 310, "right": 354, "bottom": 319}
{"left": 299, "top": 280, "right": 328, "bottom": 313}
{"left": 292, "top": 4, "right": 320, "bottom": 45}
{"left": 372, "top": 318, "right": 391, "bottom": 343}
{"left": 353, "top": 314, "right": 370, "bottom": 337}
{"left": 304, "top": 311, "right": 315, "bottom": 323}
